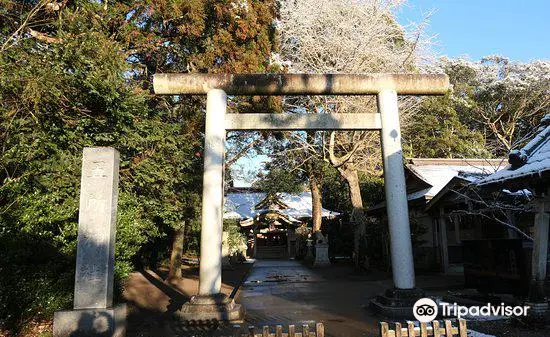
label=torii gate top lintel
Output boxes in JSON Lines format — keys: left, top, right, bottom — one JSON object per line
{"left": 153, "top": 73, "right": 450, "bottom": 96}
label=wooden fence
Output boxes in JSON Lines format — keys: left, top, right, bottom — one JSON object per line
{"left": 380, "top": 319, "right": 467, "bottom": 337}
{"left": 229, "top": 323, "right": 324, "bottom": 337}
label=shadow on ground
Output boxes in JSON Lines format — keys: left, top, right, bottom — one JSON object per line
{"left": 123, "top": 263, "right": 253, "bottom": 337}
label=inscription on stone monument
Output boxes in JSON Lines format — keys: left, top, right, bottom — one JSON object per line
{"left": 73, "top": 148, "right": 119, "bottom": 309}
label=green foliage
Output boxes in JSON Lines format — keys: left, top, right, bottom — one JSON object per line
{"left": 0, "top": 229, "right": 74, "bottom": 325}
{"left": 433, "top": 57, "right": 549, "bottom": 156}
{"left": 253, "top": 165, "right": 306, "bottom": 194}
{"left": 223, "top": 219, "right": 247, "bottom": 258}
{"left": 403, "top": 93, "right": 490, "bottom": 158}
{"left": 363, "top": 216, "right": 390, "bottom": 270}
{"left": 294, "top": 224, "right": 311, "bottom": 260}
{"left": 320, "top": 166, "right": 350, "bottom": 213}
{"left": 404, "top": 57, "right": 549, "bottom": 158}
{"left": 0, "top": 0, "right": 278, "bottom": 332}
{"left": 322, "top": 168, "right": 385, "bottom": 262}
{"left": 322, "top": 167, "right": 385, "bottom": 214}
{"left": 363, "top": 216, "right": 428, "bottom": 271}
{"left": 325, "top": 218, "right": 353, "bottom": 258}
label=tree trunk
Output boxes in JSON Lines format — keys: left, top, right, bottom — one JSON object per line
{"left": 339, "top": 166, "right": 369, "bottom": 269}
{"left": 309, "top": 169, "right": 323, "bottom": 232}
{"left": 306, "top": 132, "right": 323, "bottom": 233}
{"left": 168, "top": 221, "right": 185, "bottom": 280}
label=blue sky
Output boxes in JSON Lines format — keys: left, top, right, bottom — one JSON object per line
{"left": 396, "top": 0, "right": 550, "bottom": 61}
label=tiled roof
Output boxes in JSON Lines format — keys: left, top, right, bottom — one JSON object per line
{"left": 224, "top": 192, "right": 339, "bottom": 220}
{"left": 368, "top": 158, "right": 504, "bottom": 212}
{"left": 406, "top": 159, "right": 505, "bottom": 201}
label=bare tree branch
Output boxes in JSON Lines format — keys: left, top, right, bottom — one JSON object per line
{"left": 27, "top": 27, "right": 62, "bottom": 44}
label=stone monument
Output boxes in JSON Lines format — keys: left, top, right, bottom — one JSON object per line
{"left": 313, "top": 232, "right": 330, "bottom": 267}
{"left": 305, "top": 238, "right": 314, "bottom": 261}
{"left": 53, "top": 147, "right": 126, "bottom": 337}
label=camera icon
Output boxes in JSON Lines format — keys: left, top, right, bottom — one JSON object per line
{"left": 413, "top": 298, "right": 438, "bottom": 322}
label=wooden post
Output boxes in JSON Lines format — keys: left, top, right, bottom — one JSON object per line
{"left": 439, "top": 207, "right": 450, "bottom": 275}
{"left": 253, "top": 227, "right": 258, "bottom": 258}
{"left": 407, "top": 322, "right": 415, "bottom": 337}
{"left": 315, "top": 323, "right": 324, "bottom": 337}
{"left": 420, "top": 322, "right": 428, "bottom": 337}
{"left": 232, "top": 325, "right": 241, "bottom": 337}
{"left": 453, "top": 215, "right": 461, "bottom": 244}
{"left": 432, "top": 321, "right": 440, "bottom": 337}
{"left": 529, "top": 199, "right": 549, "bottom": 301}
{"left": 288, "top": 325, "right": 295, "bottom": 337}
{"left": 395, "top": 322, "right": 402, "bottom": 337}
{"left": 287, "top": 231, "right": 291, "bottom": 258}
{"left": 458, "top": 319, "right": 467, "bottom": 337}
{"left": 248, "top": 326, "right": 255, "bottom": 337}
{"left": 380, "top": 322, "right": 389, "bottom": 337}
{"left": 444, "top": 320, "right": 453, "bottom": 336}
{"left": 276, "top": 325, "right": 283, "bottom": 337}
{"left": 262, "top": 326, "right": 269, "bottom": 337}
{"left": 378, "top": 319, "right": 465, "bottom": 337}
{"left": 303, "top": 324, "right": 309, "bottom": 337}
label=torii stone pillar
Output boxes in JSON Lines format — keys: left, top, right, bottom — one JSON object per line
{"left": 153, "top": 73, "right": 449, "bottom": 319}
{"left": 378, "top": 89, "right": 415, "bottom": 289}
{"left": 199, "top": 89, "right": 226, "bottom": 295}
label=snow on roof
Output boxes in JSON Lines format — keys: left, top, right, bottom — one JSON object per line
{"left": 224, "top": 192, "right": 339, "bottom": 220}
{"left": 406, "top": 159, "right": 505, "bottom": 201}
{"left": 368, "top": 159, "right": 505, "bottom": 212}
{"left": 478, "top": 115, "right": 550, "bottom": 186}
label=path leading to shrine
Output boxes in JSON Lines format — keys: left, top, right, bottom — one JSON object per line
{"left": 238, "top": 259, "right": 387, "bottom": 337}
{"left": 238, "top": 260, "right": 549, "bottom": 337}
{"left": 123, "top": 259, "right": 537, "bottom": 337}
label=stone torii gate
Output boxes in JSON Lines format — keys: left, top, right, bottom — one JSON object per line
{"left": 153, "top": 73, "right": 450, "bottom": 320}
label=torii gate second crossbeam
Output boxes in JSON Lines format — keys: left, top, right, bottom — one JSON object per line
{"left": 153, "top": 73, "right": 450, "bottom": 320}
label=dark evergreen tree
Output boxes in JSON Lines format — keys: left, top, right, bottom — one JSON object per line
{"left": 0, "top": 0, "right": 277, "bottom": 331}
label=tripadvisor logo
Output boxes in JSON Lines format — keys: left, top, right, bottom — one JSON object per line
{"left": 413, "top": 298, "right": 531, "bottom": 322}
{"left": 441, "top": 302, "right": 530, "bottom": 319}
{"left": 413, "top": 298, "right": 438, "bottom": 322}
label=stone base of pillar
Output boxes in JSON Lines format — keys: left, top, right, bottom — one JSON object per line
{"left": 528, "top": 280, "right": 547, "bottom": 302}
{"left": 523, "top": 301, "right": 549, "bottom": 325}
{"left": 369, "top": 288, "right": 426, "bottom": 318}
{"left": 222, "top": 256, "right": 234, "bottom": 270}
{"left": 53, "top": 304, "right": 127, "bottom": 337}
{"left": 175, "top": 293, "right": 244, "bottom": 322}
{"left": 313, "top": 244, "right": 330, "bottom": 267}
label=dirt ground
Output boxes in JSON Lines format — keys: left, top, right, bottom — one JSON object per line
{"left": 18, "top": 259, "right": 546, "bottom": 337}
{"left": 9, "top": 258, "right": 548, "bottom": 337}
{"left": 121, "top": 259, "right": 550, "bottom": 337}
{"left": 123, "top": 261, "right": 254, "bottom": 337}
